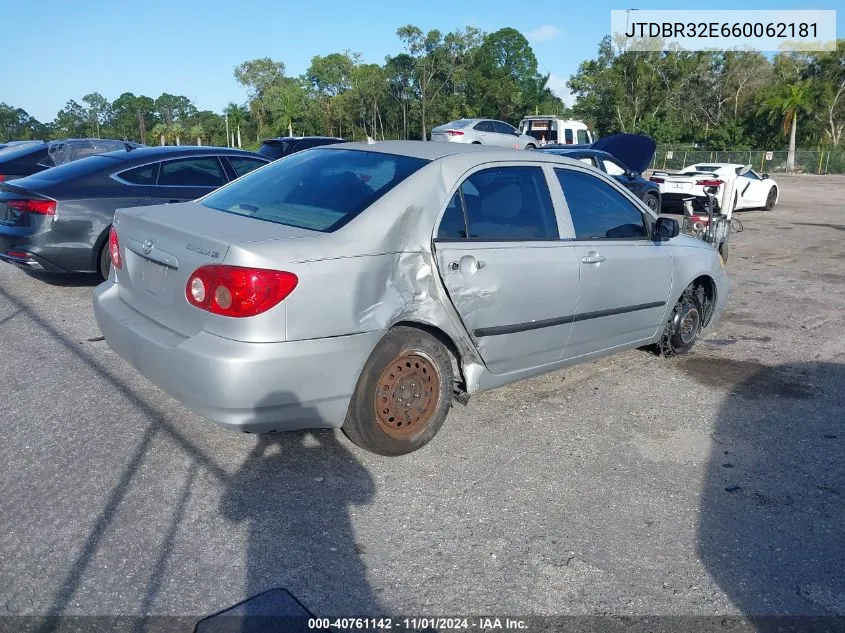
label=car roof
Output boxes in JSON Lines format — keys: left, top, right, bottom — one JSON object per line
{"left": 98, "top": 145, "right": 267, "bottom": 162}
{"left": 540, "top": 148, "right": 610, "bottom": 159}
{"left": 319, "top": 140, "right": 588, "bottom": 167}
{"left": 262, "top": 136, "right": 345, "bottom": 143}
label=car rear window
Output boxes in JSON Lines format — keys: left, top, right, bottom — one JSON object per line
{"left": 23, "top": 155, "right": 122, "bottom": 182}
{"left": 201, "top": 148, "right": 430, "bottom": 233}
{"left": 258, "top": 141, "right": 290, "bottom": 160}
{"left": 444, "top": 119, "right": 473, "bottom": 129}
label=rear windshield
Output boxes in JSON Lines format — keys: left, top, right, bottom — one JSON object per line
{"left": 0, "top": 143, "right": 45, "bottom": 162}
{"left": 689, "top": 165, "right": 721, "bottom": 172}
{"left": 257, "top": 141, "right": 290, "bottom": 160}
{"left": 443, "top": 119, "right": 473, "bottom": 129}
{"left": 26, "top": 155, "right": 123, "bottom": 182}
{"left": 200, "top": 148, "right": 430, "bottom": 232}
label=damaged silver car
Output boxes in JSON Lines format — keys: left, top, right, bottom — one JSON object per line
{"left": 94, "top": 141, "right": 730, "bottom": 456}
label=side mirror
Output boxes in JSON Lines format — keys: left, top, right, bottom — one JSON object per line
{"left": 654, "top": 217, "right": 679, "bottom": 240}
{"left": 627, "top": 170, "right": 638, "bottom": 179}
{"left": 761, "top": 173, "right": 770, "bottom": 179}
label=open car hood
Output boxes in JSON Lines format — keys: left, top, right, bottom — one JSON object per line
{"left": 590, "top": 133, "right": 656, "bottom": 175}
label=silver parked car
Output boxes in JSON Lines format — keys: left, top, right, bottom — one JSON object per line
{"left": 94, "top": 141, "right": 730, "bottom": 456}
{"left": 431, "top": 119, "right": 539, "bottom": 150}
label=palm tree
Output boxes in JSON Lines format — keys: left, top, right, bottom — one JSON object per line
{"left": 150, "top": 123, "right": 168, "bottom": 146}
{"left": 224, "top": 103, "right": 248, "bottom": 148}
{"left": 190, "top": 124, "right": 205, "bottom": 146}
{"left": 170, "top": 122, "right": 184, "bottom": 146}
{"left": 764, "top": 82, "right": 812, "bottom": 172}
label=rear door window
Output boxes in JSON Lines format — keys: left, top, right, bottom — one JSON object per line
{"left": 117, "top": 162, "right": 159, "bottom": 185}
{"left": 444, "top": 166, "right": 558, "bottom": 240}
{"left": 492, "top": 121, "right": 517, "bottom": 135}
{"left": 555, "top": 168, "right": 647, "bottom": 240}
{"left": 228, "top": 156, "right": 268, "bottom": 178}
{"left": 475, "top": 121, "right": 495, "bottom": 133}
{"left": 602, "top": 158, "right": 627, "bottom": 176}
{"left": 564, "top": 129, "right": 574, "bottom": 144}
{"left": 158, "top": 157, "right": 227, "bottom": 187}
{"left": 201, "top": 148, "right": 429, "bottom": 232}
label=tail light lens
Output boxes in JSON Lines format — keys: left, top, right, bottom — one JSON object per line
{"left": 7, "top": 199, "right": 56, "bottom": 215}
{"left": 108, "top": 226, "right": 122, "bottom": 270}
{"left": 0, "top": 175, "right": 5, "bottom": 182}
{"left": 696, "top": 179, "right": 723, "bottom": 186}
{"left": 649, "top": 177, "right": 665, "bottom": 183}
{"left": 445, "top": 130, "right": 464, "bottom": 136}
{"left": 186, "top": 265, "right": 298, "bottom": 318}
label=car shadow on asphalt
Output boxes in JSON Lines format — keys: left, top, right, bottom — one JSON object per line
{"left": 694, "top": 360, "right": 845, "bottom": 630}
{"left": 218, "top": 421, "right": 381, "bottom": 620}
{"left": 23, "top": 271, "right": 102, "bottom": 287}
{"left": 0, "top": 286, "right": 382, "bottom": 630}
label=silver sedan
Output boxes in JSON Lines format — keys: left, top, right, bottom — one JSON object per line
{"left": 94, "top": 141, "right": 730, "bottom": 456}
{"left": 431, "top": 119, "right": 539, "bottom": 150}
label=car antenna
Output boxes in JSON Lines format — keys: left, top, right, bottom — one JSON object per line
{"left": 124, "top": 142, "right": 136, "bottom": 152}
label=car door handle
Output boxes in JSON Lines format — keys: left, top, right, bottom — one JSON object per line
{"left": 581, "top": 253, "right": 605, "bottom": 264}
{"left": 449, "top": 256, "right": 486, "bottom": 272}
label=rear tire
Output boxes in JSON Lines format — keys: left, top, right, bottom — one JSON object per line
{"left": 718, "top": 239, "right": 730, "bottom": 263}
{"left": 342, "top": 326, "right": 454, "bottom": 456}
{"left": 97, "top": 241, "right": 111, "bottom": 281}
{"left": 525, "top": 144, "right": 537, "bottom": 151}
{"left": 764, "top": 186, "right": 777, "bottom": 210}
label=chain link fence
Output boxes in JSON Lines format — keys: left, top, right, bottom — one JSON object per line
{"left": 650, "top": 148, "right": 845, "bottom": 175}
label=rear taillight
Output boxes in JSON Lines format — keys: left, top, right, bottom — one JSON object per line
{"left": 445, "top": 130, "right": 464, "bottom": 136}
{"left": 108, "top": 226, "right": 122, "bottom": 270}
{"left": 0, "top": 175, "right": 5, "bottom": 182}
{"left": 696, "top": 179, "right": 723, "bottom": 186}
{"left": 185, "top": 265, "right": 298, "bottom": 318}
{"left": 649, "top": 177, "right": 665, "bottom": 183}
{"left": 7, "top": 199, "right": 56, "bottom": 215}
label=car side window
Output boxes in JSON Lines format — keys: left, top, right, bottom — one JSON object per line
{"left": 158, "top": 157, "right": 227, "bottom": 187}
{"left": 228, "top": 157, "right": 267, "bottom": 178}
{"left": 602, "top": 158, "right": 627, "bottom": 176}
{"left": 578, "top": 157, "right": 598, "bottom": 169}
{"left": 744, "top": 170, "right": 760, "bottom": 180}
{"left": 436, "top": 191, "right": 468, "bottom": 239}
{"left": 475, "top": 121, "right": 494, "bottom": 133}
{"left": 577, "top": 129, "right": 589, "bottom": 144}
{"left": 117, "top": 163, "right": 159, "bottom": 185}
{"left": 555, "top": 168, "right": 647, "bottom": 240}
{"left": 564, "top": 129, "right": 574, "bottom": 144}
{"left": 457, "top": 166, "right": 558, "bottom": 240}
{"left": 493, "top": 121, "right": 516, "bottom": 135}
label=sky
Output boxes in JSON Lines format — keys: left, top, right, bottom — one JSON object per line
{"left": 4, "top": 0, "right": 842, "bottom": 123}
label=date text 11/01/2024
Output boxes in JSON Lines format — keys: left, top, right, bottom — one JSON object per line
{"left": 307, "top": 617, "right": 529, "bottom": 630}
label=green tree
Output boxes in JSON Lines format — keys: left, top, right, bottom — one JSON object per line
{"left": 224, "top": 103, "right": 249, "bottom": 148}
{"left": 54, "top": 100, "right": 88, "bottom": 138}
{"left": 763, "top": 81, "right": 812, "bottom": 171}
{"left": 81, "top": 92, "right": 110, "bottom": 137}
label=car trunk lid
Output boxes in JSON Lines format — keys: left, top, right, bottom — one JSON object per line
{"left": 113, "top": 201, "right": 315, "bottom": 338}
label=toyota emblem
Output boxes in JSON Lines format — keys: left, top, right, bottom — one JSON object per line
{"left": 142, "top": 239, "right": 154, "bottom": 255}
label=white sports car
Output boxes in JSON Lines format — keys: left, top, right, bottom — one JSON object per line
{"left": 650, "top": 163, "right": 779, "bottom": 213}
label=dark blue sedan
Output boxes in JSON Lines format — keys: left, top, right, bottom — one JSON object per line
{"left": 540, "top": 133, "right": 661, "bottom": 212}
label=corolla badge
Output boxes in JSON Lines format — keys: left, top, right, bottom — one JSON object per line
{"left": 186, "top": 243, "right": 221, "bottom": 259}
{"left": 142, "top": 239, "right": 154, "bottom": 255}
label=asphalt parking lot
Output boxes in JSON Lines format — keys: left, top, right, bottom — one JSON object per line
{"left": 1, "top": 174, "right": 843, "bottom": 625}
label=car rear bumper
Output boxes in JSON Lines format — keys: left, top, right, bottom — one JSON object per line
{"left": 94, "top": 281, "right": 384, "bottom": 433}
